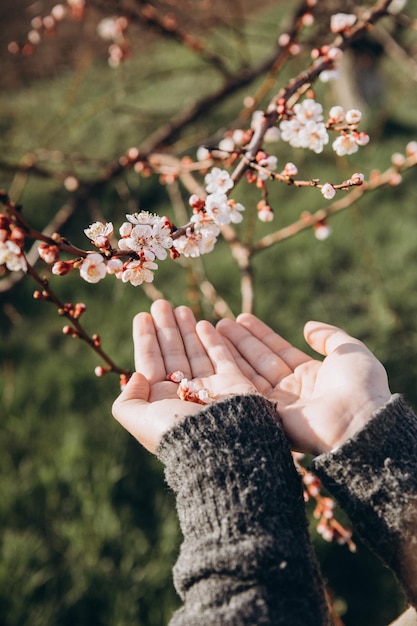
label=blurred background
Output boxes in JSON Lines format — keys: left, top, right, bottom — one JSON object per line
{"left": 1, "top": 0, "right": 417, "bottom": 624}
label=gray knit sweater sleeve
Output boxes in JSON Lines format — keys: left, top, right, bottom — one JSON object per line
{"left": 312, "top": 394, "right": 417, "bottom": 608}
{"left": 157, "top": 394, "right": 330, "bottom": 626}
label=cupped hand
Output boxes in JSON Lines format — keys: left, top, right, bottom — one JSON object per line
{"left": 217, "top": 315, "right": 392, "bottom": 455}
{"left": 112, "top": 300, "right": 255, "bottom": 453}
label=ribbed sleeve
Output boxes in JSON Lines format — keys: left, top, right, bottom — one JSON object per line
{"left": 157, "top": 394, "right": 329, "bottom": 626}
{"left": 312, "top": 394, "right": 417, "bottom": 608}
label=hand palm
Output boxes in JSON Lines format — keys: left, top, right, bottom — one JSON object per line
{"left": 113, "top": 300, "right": 254, "bottom": 453}
{"left": 218, "top": 315, "right": 391, "bottom": 455}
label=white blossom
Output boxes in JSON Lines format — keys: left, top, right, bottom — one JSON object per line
{"left": 97, "top": 17, "right": 119, "bottom": 41}
{"left": 126, "top": 211, "right": 163, "bottom": 226}
{"left": 232, "top": 129, "right": 245, "bottom": 145}
{"left": 173, "top": 228, "right": 217, "bottom": 258}
{"left": 280, "top": 100, "right": 329, "bottom": 153}
{"left": 118, "top": 213, "right": 172, "bottom": 260}
{"left": 257, "top": 154, "right": 278, "bottom": 179}
{"left": 84, "top": 221, "right": 113, "bottom": 246}
{"left": 121, "top": 259, "right": 158, "bottom": 286}
{"left": 298, "top": 121, "right": 329, "bottom": 154}
{"left": 345, "top": 109, "right": 362, "bottom": 125}
{"left": 319, "top": 69, "right": 340, "bottom": 83}
{"left": 226, "top": 200, "right": 245, "bottom": 223}
{"left": 205, "top": 193, "right": 244, "bottom": 225}
{"left": 196, "top": 146, "right": 210, "bottom": 161}
{"left": 0, "top": 240, "right": 27, "bottom": 272}
{"left": 321, "top": 183, "right": 336, "bottom": 200}
{"left": 279, "top": 119, "right": 302, "bottom": 147}
{"left": 106, "top": 258, "right": 124, "bottom": 274}
{"left": 330, "top": 13, "right": 357, "bottom": 33}
{"left": 293, "top": 98, "right": 324, "bottom": 124}
{"left": 190, "top": 213, "right": 220, "bottom": 236}
{"left": 329, "top": 106, "right": 345, "bottom": 124}
{"left": 314, "top": 222, "right": 332, "bottom": 240}
{"left": 80, "top": 253, "right": 107, "bottom": 283}
{"left": 204, "top": 168, "right": 234, "bottom": 194}
{"left": 218, "top": 137, "right": 235, "bottom": 153}
{"left": 332, "top": 134, "right": 359, "bottom": 156}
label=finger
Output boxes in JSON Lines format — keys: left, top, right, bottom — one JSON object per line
{"left": 112, "top": 372, "right": 180, "bottom": 454}
{"left": 222, "top": 336, "right": 274, "bottom": 395}
{"left": 217, "top": 317, "right": 294, "bottom": 384}
{"left": 174, "top": 305, "right": 214, "bottom": 377}
{"left": 133, "top": 312, "right": 166, "bottom": 383}
{"left": 304, "top": 321, "right": 363, "bottom": 357}
{"left": 196, "top": 320, "right": 241, "bottom": 375}
{"left": 236, "top": 314, "right": 311, "bottom": 371}
{"left": 150, "top": 299, "right": 191, "bottom": 378}
{"left": 112, "top": 372, "right": 150, "bottom": 433}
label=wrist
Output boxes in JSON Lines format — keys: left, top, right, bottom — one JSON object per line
{"left": 328, "top": 394, "right": 393, "bottom": 452}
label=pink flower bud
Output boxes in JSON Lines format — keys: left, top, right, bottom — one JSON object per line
{"left": 391, "top": 152, "right": 405, "bottom": 167}
{"left": 38, "top": 243, "right": 60, "bottom": 264}
{"left": 283, "top": 162, "right": 298, "bottom": 177}
{"left": 189, "top": 194, "right": 205, "bottom": 210}
{"left": 314, "top": 220, "right": 332, "bottom": 240}
{"left": 126, "top": 147, "right": 139, "bottom": 161}
{"left": 73, "top": 302, "right": 87, "bottom": 319}
{"left": 301, "top": 13, "right": 314, "bottom": 26}
{"left": 119, "top": 374, "right": 129, "bottom": 390}
{"left": 406, "top": 141, "right": 417, "bottom": 156}
{"left": 257, "top": 209, "right": 274, "bottom": 222}
{"left": 168, "top": 370, "right": 185, "bottom": 383}
{"left": 94, "top": 366, "right": 109, "bottom": 377}
{"left": 278, "top": 33, "right": 291, "bottom": 47}
{"left": 10, "top": 227, "right": 26, "bottom": 247}
{"left": 327, "top": 47, "right": 343, "bottom": 61}
{"left": 0, "top": 214, "right": 11, "bottom": 230}
{"left": 389, "top": 172, "right": 402, "bottom": 186}
{"left": 349, "top": 172, "right": 365, "bottom": 185}
{"left": 64, "top": 176, "right": 79, "bottom": 191}
{"left": 62, "top": 325, "right": 78, "bottom": 337}
{"left": 52, "top": 260, "right": 73, "bottom": 276}
{"left": 355, "top": 131, "right": 370, "bottom": 146}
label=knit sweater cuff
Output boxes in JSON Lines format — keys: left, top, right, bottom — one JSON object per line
{"left": 157, "top": 394, "right": 329, "bottom": 625}
{"left": 157, "top": 394, "right": 299, "bottom": 543}
{"left": 312, "top": 394, "right": 417, "bottom": 605}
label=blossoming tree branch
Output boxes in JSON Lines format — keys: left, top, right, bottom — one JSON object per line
{"left": 1, "top": 0, "right": 416, "bottom": 384}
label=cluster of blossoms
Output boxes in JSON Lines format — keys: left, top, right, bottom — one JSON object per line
{"left": 8, "top": 0, "right": 85, "bottom": 55}
{"left": 96, "top": 16, "right": 130, "bottom": 67}
{"left": 301, "top": 466, "right": 356, "bottom": 551}
{"left": 0, "top": 214, "right": 27, "bottom": 273}
{"left": 280, "top": 98, "right": 368, "bottom": 156}
{"left": 40, "top": 167, "right": 245, "bottom": 285}
{"left": 174, "top": 167, "right": 245, "bottom": 256}
{"left": 168, "top": 371, "right": 214, "bottom": 405}
{"left": 80, "top": 212, "right": 172, "bottom": 286}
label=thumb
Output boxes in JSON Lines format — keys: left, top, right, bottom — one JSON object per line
{"left": 112, "top": 371, "right": 150, "bottom": 430}
{"left": 303, "top": 321, "right": 361, "bottom": 357}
